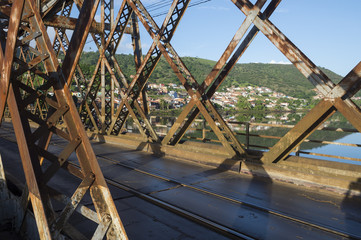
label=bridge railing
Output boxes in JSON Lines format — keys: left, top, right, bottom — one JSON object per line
{"left": 144, "top": 116, "right": 361, "bottom": 164}
{"left": 6, "top": 110, "right": 359, "bottom": 164}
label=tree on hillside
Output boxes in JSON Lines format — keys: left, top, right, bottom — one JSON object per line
{"left": 160, "top": 99, "right": 169, "bottom": 110}
{"left": 253, "top": 99, "right": 265, "bottom": 111}
{"left": 237, "top": 96, "right": 251, "bottom": 110}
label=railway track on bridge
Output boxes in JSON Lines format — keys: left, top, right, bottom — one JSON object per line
{"left": 96, "top": 154, "right": 359, "bottom": 240}
{"left": 0, "top": 123, "right": 359, "bottom": 239}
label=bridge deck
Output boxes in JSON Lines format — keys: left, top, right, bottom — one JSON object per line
{"left": 0, "top": 122, "right": 360, "bottom": 239}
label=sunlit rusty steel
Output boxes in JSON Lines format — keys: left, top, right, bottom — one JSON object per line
{"left": 1, "top": 0, "right": 360, "bottom": 238}
{"left": 0, "top": 0, "right": 24, "bottom": 123}
{"left": 76, "top": 0, "right": 360, "bottom": 164}
{"left": 262, "top": 62, "right": 361, "bottom": 163}
{"left": 78, "top": 0, "right": 134, "bottom": 134}
{"left": 107, "top": 0, "right": 191, "bottom": 140}
{"left": 162, "top": 0, "right": 276, "bottom": 156}
{"left": 0, "top": 0, "right": 128, "bottom": 239}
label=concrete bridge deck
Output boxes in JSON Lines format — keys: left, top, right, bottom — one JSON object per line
{"left": 0, "top": 122, "right": 361, "bottom": 239}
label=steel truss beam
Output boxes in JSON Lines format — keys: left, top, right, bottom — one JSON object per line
{"left": 228, "top": 0, "right": 361, "bottom": 163}
{"left": 43, "top": 0, "right": 138, "bottom": 136}
{"left": 52, "top": 0, "right": 90, "bottom": 107}
{"left": 161, "top": 0, "right": 282, "bottom": 157}
{"left": 0, "top": 0, "right": 127, "bottom": 239}
{"left": 107, "top": 0, "right": 191, "bottom": 138}
{"left": 131, "top": 12, "right": 148, "bottom": 114}
{"left": 262, "top": 63, "right": 361, "bottom": 163}
{"left": 78, "top": 0, "right": 193, "bottom": 141}
{"left": 19, "top": 46, "right": 49, "bottom": 119}
{"left": 0, "top": 3, "right": 130, "bottom": 34}
{"left": 107, "top": 0, "right": 191, "bottom": 139}
{"left": 77, "top": 0, "right": 156, "bottom": 138}
{"left": 108, "top": 1, "right": 188, "bottom": 139}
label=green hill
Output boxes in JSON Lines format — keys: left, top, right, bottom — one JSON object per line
{"left": 78, "top": 52, "right": 343, "bottom": 100}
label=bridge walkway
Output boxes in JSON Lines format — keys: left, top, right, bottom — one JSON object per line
{"left": 0, "top": 122, "right": 360, "bottom": 239}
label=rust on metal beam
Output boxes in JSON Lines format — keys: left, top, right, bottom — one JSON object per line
{"left": 0, "top": 0, "right": 25, "bottom": 122}
{"left": 1, "top": 0, "right": 129, "bottom": 238}
{"left": 62, "top": 0, "right": 100, "bottom": 85}
{"left": 44, "top": 15, "right": 134, "bottom": 34}
{"left": 263, "top": 62, "right": 361, "bottom": 163}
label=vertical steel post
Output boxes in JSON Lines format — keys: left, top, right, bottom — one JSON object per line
{"left": 246, "top": 122, "right": 250, "bottom": 150}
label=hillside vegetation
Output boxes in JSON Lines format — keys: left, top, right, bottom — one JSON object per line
{"left": 78, "top": 52, "right": 343, "bottom": 100}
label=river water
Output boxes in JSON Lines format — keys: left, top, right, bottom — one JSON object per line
{"left": 305, "top": 132, "right": 361, "bottom": 165}
{"left": 146, "top": 111, "right": 361, "bottom": 165}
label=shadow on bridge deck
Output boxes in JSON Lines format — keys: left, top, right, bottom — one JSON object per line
{"left": 1, "top": 122, "right": 361, "bottom": 239}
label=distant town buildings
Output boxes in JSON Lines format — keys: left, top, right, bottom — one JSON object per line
{"left": 71, "top": 83, "right": 311, "bottom": 111}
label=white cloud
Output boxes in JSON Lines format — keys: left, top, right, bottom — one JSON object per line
{"left": 269, "top": 60, "right": 291, "bottom": 65}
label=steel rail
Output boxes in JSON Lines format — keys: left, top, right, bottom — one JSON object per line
{"left": 96, "top": 154, "right": 360, "bottom": 240}
{"left": 104, "top": 175, "right": 254, "bottom": 240}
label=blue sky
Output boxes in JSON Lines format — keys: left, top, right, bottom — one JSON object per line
{"left": 80, "top": 0, "right": 361, "bottom": 77}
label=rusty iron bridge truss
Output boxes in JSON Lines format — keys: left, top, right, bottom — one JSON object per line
{"left": 0, "top": 0, "right": 360, "bottom": 239}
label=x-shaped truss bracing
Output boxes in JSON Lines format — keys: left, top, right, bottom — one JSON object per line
{"left": 113, "top": 0, "right": 360, "bottom": 162}
{"left": 111, "top": 1, "right": 239, "bottom": 147}
{"left": 104, "top": 0, "right": 279, "bottom": 158}
{"left": 52, "top": 1, "right": 90, "bottom": 100}
{"left": 75, "top": 0, "right": 159, "bottom": 140}
{"left": 161, "top": 0, "right": 283, "bottom": 158}
{"left": 226, "top": 0, "right": 361, "bottom": 163}
{"left": 0, "top": 0, "right": 359, "bottom": 238}
{"left": 0, "top": 0, "right": 128, "bottom": 239}
{"left": 106, "top": 0, "right": 191, "bottom": 139}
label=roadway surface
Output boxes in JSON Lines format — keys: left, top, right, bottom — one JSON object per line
{"left": 0, "top": 122, "right": 361, "bottom": 239}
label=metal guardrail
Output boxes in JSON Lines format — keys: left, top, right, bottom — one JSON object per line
{"left": 6, "top": 109, "right": 359, "bottom": 163}
{"left": 148, "top": 117, "right": 361, "bottom": 163}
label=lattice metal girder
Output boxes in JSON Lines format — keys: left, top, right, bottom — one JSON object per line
{"left": 54, "top": 30, "right": 88, "bottom": 97}
{"left": 0, "top": 0, "right": 24, "bottom": 123}
{"left": 44, "top": 15, "right": 133, "bottom": 34}
{"left": 52, "top": 1, "right": 73, "bottom": 56}
{"left": 101, "top": 58, "right": 154, "bottom": 139}
{"left": 77, "top": 2, "right": 131, "bottom": 105}
{"left": 51, "top": 0, "right": 97, "bottom": 128}
{"left": 227, "top": 0, "right": 361, "bottom": 163}
{"left": 107, "top": 0, "right": 191, "bottom": 137}
{"left": 77, "top": 1, "right": 141, "bottom": 134}
{"left": 62, "top": 0, "right": 101, "bottom": 86}
{"left": 0, "top": 2, "right": 126, "bottom": 34}
{"left": 232, "top": 0, "right": 335, "bottom": 95}
{"left": 0, "top": 0, "right": 128, "bottom": 238}
{"left": 162, "top": 0, "right": 279, "bottom": 148}
{"left": 108, "top": 1, "right": 188, "bottom": 137}
{"left": 108, "top": 0, "right": 191, "bottom": 135}
{"left": 262, "top": 62, "right": 361, "bottom": 163}
{"left": 122, "top": 0, "right": 246, "bottom": 156}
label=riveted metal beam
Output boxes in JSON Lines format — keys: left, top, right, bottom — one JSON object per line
{"left": 162, "top": 0, "right": 279, "bottom": 152}
{"left": 262, "top": 62, "right": 361, "bottom": 163}
{"left": 0, "top": 0, "right": 128, "bottom": 238}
